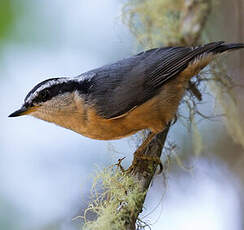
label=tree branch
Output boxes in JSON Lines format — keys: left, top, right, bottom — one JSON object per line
{"left": 124, "top": 128, "right": 170, "bottom": 230}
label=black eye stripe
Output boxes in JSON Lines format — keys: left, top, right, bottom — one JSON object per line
{"left": 27, "top": 79, "right": 92, "bottom": 105}
{"left": 24, "top": 77, "right": 60, "bottom": 102}
{"left": 39, "top": 90, "right": 50, "bottom": 101}
{"left": 32, "top": 89, "right": 50, "bottom": 104}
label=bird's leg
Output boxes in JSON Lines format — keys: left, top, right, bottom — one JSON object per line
{"left": 126, "top": 132, "right": 162, "bottom": 173}
{"left": 134, "top": 132, "right": 156, "bottom": 156}
{"left": 188, "top": 80, "right": 202, "bottom": 101}
{"left": 115, "top": 134, "right": 156, "bottom": 173}
{"left": 115, "top": 157, "right": 126, "bottom": 172}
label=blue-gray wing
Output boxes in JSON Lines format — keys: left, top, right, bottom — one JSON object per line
{"left": 80, "top": 42, "right": 224, "bottom": 119}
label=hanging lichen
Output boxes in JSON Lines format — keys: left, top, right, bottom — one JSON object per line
{"left": 122, "top": 0, "right": 211, "bottom": 48}
{"left": 122, "top": 0, "right": 184, "bottom": 48}
{"left": 208, "top": 60, "right": 244, "bottom": 148}
{"left": 77, "top": 167, "right": 146, "bottom": 230}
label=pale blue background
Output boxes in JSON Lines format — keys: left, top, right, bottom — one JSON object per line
{"left": 0, "top": 1, "right": 242, "bottom": 230}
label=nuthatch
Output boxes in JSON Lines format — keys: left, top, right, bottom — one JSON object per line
{"left": 9, "top": 42, "right": 244, "bottom": 157}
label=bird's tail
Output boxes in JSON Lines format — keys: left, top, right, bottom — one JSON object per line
{"left": 211, "top": 42, "right": 244, "bottom": 54}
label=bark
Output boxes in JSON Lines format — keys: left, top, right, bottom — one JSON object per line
{"left": 125, "top": 128, "right": 170, "bottom": 230}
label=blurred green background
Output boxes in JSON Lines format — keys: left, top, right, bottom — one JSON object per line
{"left": 0, "top": 0, "right": 244, "bottom": 230}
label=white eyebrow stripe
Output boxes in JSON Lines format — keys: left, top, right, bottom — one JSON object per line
{"left": 25, "top": 72, "right": 95, "bottom": 104}
{"left": 25, "top": 77, "right": 71, "bottom": 103}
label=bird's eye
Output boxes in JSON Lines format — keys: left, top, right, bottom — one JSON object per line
{"left": 39, "top": 90, "right": 50, "bottom": 102}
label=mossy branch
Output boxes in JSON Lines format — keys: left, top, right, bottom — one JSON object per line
{"left": 81, "top": 0, "right": 213, "bottom": 229}
{"left": 123, "top": 128, "right": 170, "bottom": 230}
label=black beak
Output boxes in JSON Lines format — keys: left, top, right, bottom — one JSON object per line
{"left": 8, "top": 106, "right": 28, "bottom": 117}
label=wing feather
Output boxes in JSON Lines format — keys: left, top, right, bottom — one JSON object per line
{"left": 83, "top": 42, "right": 224, "bottom": 119}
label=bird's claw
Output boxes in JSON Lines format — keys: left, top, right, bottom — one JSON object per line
{"left": 125, "top": 152, "right": 163, "bottom": 174}
{"left": 115, "top": 157, "right": 126, "bottom": 172}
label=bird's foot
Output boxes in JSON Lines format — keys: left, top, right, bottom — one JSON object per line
{"left": 115, "top": 157, "right": 126, "bottom": 172}
{"left": 126, "top": 151, "right": 163, "bottom": 174}
{"left": 115, "top": 153, "right": 163, "bottom": 174}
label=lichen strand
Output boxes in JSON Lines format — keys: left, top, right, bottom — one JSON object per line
{"left": 208, "top": 60, "right": 244, "bottom": 149}
{"left": 122, "top": 0, "right": 213, "bottom": 48}
{"left": 122, "top": 0, "right": 184, "bottom": 48}
{"left": 82, "top": 167, "right": 146, "bottom": 230}
{"left": 180, "top": 0, "right": 211, "bottom": 45}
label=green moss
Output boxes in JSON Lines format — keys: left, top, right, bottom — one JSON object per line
{"left": 80, "top": 167, "right": 146, "bottom": 230}
{"left": 122, "top": 0, "right": 184, "bottom": 48}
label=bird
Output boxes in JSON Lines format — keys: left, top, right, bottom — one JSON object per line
{"left": 9, "top": 41, "right": 244, "bottom": 163}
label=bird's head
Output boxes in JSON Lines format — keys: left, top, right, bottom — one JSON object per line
{"left": 8, "top": 77, "right": 85, "bottom": 123}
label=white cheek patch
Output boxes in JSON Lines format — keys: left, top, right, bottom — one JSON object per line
{"left": 38, "top": 93, "right": 75, "bottom": 114}
{"left": 31, "top": 93, "right": 78, "bottom": 127}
